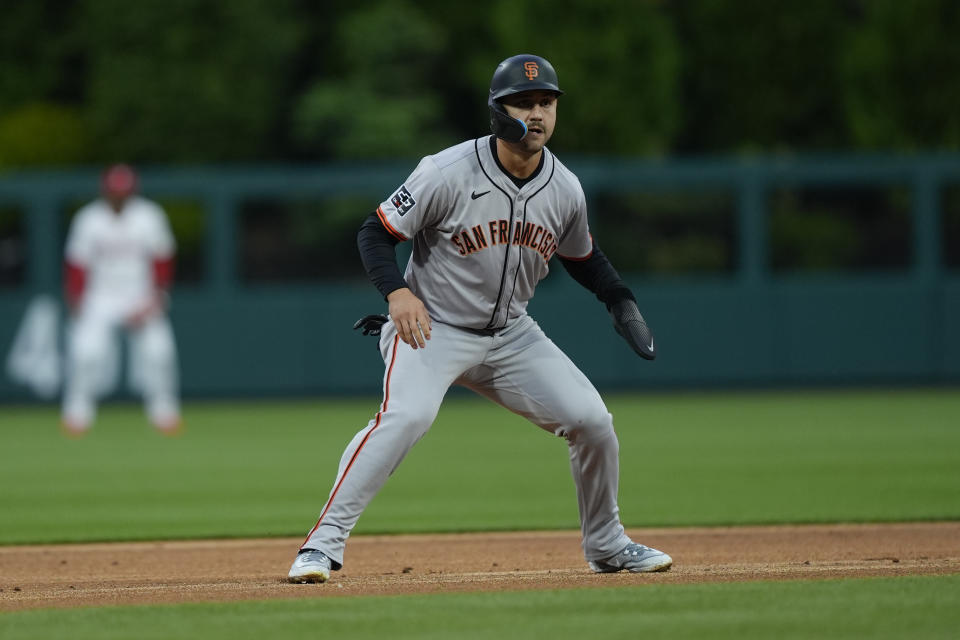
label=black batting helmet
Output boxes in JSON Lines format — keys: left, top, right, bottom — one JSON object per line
{"left": 488, "top": 54, "right": 564, "bottom": 142}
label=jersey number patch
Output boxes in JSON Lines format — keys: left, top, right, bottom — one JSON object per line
{"left": 391, "top": 186, "right": 417, "bottom": 216}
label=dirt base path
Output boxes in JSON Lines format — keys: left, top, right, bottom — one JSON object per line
{"left": 2, "top": 522, "right": 958, "bottom": 612}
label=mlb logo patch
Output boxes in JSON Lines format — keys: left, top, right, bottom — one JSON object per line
{"left": 390, "top": 186, "right": 416, "bottom": 216}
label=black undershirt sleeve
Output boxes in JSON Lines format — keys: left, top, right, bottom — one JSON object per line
{"left": 559, "top": 239, "right": 636, "bottom": 310}
{"left": 357, "top": 212, "right": 408, "bottom": 300}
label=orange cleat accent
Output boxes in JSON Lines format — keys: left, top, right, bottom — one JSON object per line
{"left": 153, "top": 417, "right": 183, "bottom": 436}
{"left": 60, "top": 419, "right": 90, "bottom": 438}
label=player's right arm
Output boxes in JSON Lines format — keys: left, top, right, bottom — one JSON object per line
{"left": 357, "top": 213, "right": 431, "bottom": 349}
{"left": 359, "top": 155, "right": 450, "bottom": 349}
{"left": 64, "top": 260, "right": 86, "bottom": 313}
{"left": 63, "top": 210, "right": 94, "bottom": 314}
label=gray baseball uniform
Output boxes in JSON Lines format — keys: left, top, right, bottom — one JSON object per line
{"left": 299, "top": 136, "right": 633, "bottom": 568}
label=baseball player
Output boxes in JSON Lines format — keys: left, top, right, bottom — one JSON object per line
{"left": 289, "top": 54, "right": 670, "bottom": 583}
{"left": 61, "top": 164, "right": 181, "bottom": 436}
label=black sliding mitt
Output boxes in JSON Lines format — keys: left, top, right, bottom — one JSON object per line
{"left": 608, "top": 299, "right": 656, "bottom": 360}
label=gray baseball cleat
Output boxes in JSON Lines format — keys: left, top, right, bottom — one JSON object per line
{"left": 287, "top": 549, "right": 332, "bottom": 583}
{"left": 589, "top": 542, "right": 673, "bottom": 573}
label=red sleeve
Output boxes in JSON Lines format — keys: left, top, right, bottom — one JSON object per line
{"left": 153, "top": 256, "right": 175, "bottom": 290}
{"left": 64, "top": 261, "right": 86, "bottom": 309}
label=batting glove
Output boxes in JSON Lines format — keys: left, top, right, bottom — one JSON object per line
{"left": 353, "top": 314, "right": 389, "bottom": 336}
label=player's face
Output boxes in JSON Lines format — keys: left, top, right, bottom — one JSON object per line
{"left": 101, "top": 165, "right": 137, "bottom": 213}
{"left": 500, "top": 90, "right": 558, "bottom": 153}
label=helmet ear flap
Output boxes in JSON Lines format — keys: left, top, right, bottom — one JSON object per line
{"left": 489, "top": 101, "right": 527, "bottom": 142}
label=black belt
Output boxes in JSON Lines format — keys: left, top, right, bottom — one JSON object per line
{"left": 460, "top": 326, "right": 499, "bottom": 337}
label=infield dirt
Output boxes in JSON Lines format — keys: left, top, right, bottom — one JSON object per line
{"left": 1, "top": 522, "right": 958, "bottom": 611}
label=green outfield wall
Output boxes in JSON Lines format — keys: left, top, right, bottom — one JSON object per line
{"left": 1, "top": 155, "right": 958, "bottom": 400}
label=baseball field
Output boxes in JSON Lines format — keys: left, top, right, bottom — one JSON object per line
{"left": 1, "top": 388, "right": 959, "bottom": 638}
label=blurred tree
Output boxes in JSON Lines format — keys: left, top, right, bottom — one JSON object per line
{"left": 0, "top": 1, "right": 79, "bottom": 113}
{"left": 842, "top": 0, "right": 960, "bottom": 150}
{"left": 5, "top": 0, "right": 960, "bottom": 164}
{"left": 486, "top": 0, "right": 681, "bottom": 155}
{"left": 0, "top": 3, "right": 88, "bottom": 169}
{"left": 76, "top": 0, "right": 304, "bottom": 163}
{"left": 0, "top": 103, "right": 90, "bottom": 168}
{"left": 671, "top": 0, "right": 850, "bottom": 153}
{"left": 291, "top": 0, "right": 453, "bottom": 159}
{"left": 410, "top": 1, "right": 500, "bottom": 143}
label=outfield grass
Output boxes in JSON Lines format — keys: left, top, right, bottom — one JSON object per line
{"left": 1, "top": 575, "right": 958, "bottom": 639}
{"left": 1, "top": 388, "right": 958, "bottom": 544}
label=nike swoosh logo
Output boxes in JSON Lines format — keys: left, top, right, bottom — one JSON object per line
{"left": 471, "top": 190, "right": 491, "bottom": 200}
{"left": 648, "top": 339, "right": 654, "bottom": 351}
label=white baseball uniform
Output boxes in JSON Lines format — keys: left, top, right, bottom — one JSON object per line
{"left": 299, "top": 136, "right": 633, "bottom": 568}
{"left": 62, "top": 196, "right": 180, "bottom": 432}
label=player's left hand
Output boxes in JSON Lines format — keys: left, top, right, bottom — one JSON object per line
{"left": 609, "top": 299, "right": 656, "bottom": 360}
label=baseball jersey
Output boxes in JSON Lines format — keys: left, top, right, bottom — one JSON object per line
{"left": 65, "top": 197, "right": 176, "bottom": 303}
{"left": 376, "top": 136, "right": 592, "bottom": 330}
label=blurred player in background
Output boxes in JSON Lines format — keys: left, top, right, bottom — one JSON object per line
{"left": 61, "top": 163, "right": 181, "bottom": 436}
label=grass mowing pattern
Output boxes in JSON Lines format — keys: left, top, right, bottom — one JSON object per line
{"left": 1, "top": 388, "right": 958, "bottom": 544}
{"left": 1, "top": 575, "right": 958, "bottom": 639}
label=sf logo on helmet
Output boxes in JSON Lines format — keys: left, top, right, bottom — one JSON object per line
{"left": 524, "top": 61, "right": 539, "bottom": 80}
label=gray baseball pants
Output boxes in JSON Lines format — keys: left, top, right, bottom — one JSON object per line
{"left": 299, "top": 314, "right": 632, "bottom": 569}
